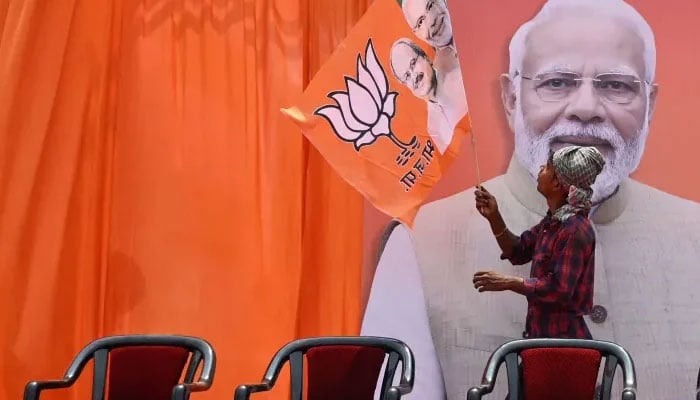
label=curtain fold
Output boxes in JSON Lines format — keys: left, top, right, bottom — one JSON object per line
{"left": 0, "top": 0, "right": 369, "bottom": 398}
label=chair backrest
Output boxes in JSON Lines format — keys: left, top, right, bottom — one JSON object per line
{"left": 467, "top": 339, "right": 636, "bottom": 400}
{"left": 106, "top": 345, "right": 190, "bottom": 400}
{"left": 28, "top": 334, "right": 216, "bottom": 400}
{"left": 521, "top": 347, "right": 601, "bottom": 400}
{"left": 305, "top": 345, "right": 386, "bottom": 400}
{"left": 236, "top": 336, "right": 414, "bottom": 400}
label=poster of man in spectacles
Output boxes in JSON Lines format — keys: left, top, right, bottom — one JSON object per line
{"left": 388, "top": 0, "right": 467, "bottom": 154}
{"left": 362, "top": 0, "right": 700, "bottom": 398}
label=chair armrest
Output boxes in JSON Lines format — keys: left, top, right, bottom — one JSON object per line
{"left": 622, "top": 387, "right": 636, "bottom": 400}
{"left": 233, "top": 383, "right": 272, "bottom": 400}
{"left": 24, "top": 379, "right": 74, "bottom": 400}
{"left": 171, "top": 381, "right": 213, "bottom": 400}
{"left": 466, "top": 385, "right": 490, "bottom": 400}
{"left": 384, "top": 383, "right": 414, "bottom": 400}
{"left": 394, "top": 382, "right": 412, "bottom": 394}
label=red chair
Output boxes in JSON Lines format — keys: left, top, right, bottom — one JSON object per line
{"left": 24, "top": 334, "right": 216, "bottom": 400}
{"left": 234, "top": 336, "right": 414, "bottom": 400}
{"left": 467, "top": 338, "right": 636, "bottom": 400}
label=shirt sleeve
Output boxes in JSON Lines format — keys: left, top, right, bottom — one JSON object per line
{"left": 500, "top": 223, "right": 541, "bottom": 265}
{"left": 521, "top": 227, "right": 590, "bottom": 303}
{"left": 361, "top": 224, "right": 447, "bottom": 400}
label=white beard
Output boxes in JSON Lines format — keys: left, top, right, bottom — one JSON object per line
{"left": 513, "top": 101, "right": 649, "bottom": 203}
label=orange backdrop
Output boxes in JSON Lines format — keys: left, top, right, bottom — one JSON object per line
{"left": 0, "top": 0, "right": 369, "bottom": 399}
{"left": 362, "top": 0, "right": 700, "bottom": 302}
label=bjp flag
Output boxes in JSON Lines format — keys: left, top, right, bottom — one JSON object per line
{"left": 283, "top": 0, "right": 471, "bottom": 225}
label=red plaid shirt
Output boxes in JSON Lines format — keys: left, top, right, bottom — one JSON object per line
{"left": 502, "top": 211, "right": 596, "bottom": 339}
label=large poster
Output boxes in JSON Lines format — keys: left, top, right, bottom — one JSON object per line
{"left": 362, "top": 0, "right": 700, "bottom": 398}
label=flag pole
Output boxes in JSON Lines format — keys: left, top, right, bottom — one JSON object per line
{"left": 469, "top": 127, "right": 482, "bottom": 187}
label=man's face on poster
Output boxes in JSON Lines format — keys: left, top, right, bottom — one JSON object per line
{"left": 402, "top": 0, "right": 453, "bottom": 49}
{"left": 502, "top": 11, "right": 658, "bottom": 202}
{"left": 390, "top": 41, "right": 437, "bottom": 100}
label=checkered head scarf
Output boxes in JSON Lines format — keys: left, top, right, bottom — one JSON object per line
{"left": 551, "top": 145, "right": 606, "bottom": 221}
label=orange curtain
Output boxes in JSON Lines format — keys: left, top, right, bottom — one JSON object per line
{"left": 0, "top": 0, "right": 368, "bottom": 399}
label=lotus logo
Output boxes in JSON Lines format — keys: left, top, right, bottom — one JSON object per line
{"left": 314, "top": 39, "right": 418, "bottom": 163}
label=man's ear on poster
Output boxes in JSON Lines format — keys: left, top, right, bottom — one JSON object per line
{"left": 647, "top": 82, "right": 659, "bottom": 123}
{"left": 498, "top": 73, "right": 517, "bottom": 131}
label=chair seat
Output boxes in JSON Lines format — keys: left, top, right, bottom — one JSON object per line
{"left": 466, "top": 339, "right": 636, "bottom": 400}
{"left": 23, "top": 335, "right": 215, "bottom": 400}
{"left": 234, "top": 336, "right": 414, "bottom": 400}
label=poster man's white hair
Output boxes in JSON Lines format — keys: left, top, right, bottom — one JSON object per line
{"left": 508, "top": 0, "right": 656, "bottom": 82}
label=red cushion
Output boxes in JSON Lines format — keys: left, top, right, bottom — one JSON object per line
{"left": 306, "top": 345, "right": 386, "bottom": 400}
{"left": 521, "top": 347, "right": 601, "bottom": 400}
{"left": 107, "top": 346, "right": 190, "bottom": 400}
